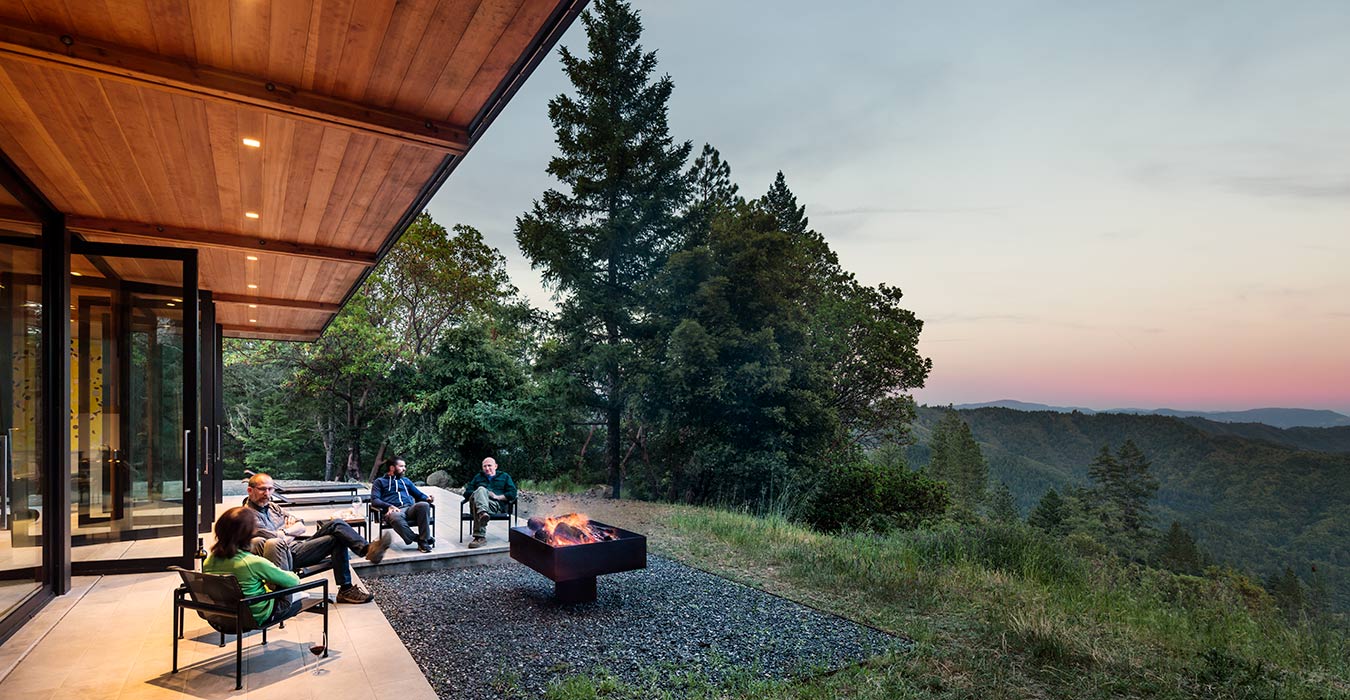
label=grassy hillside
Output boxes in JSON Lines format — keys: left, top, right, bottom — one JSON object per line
{"left": 908, "top": 406, "right": 1350, "bottom": 612}
{"left": 534, "top": 496, "right": 1348, "bottom": 700}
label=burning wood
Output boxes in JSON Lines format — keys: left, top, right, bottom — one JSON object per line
{"left": 526, "top": 513, "right": 619, "bottom": 547}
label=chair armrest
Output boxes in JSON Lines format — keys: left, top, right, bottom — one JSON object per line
{"left": 239, "top": 577, "right": 329, "bottom": 605}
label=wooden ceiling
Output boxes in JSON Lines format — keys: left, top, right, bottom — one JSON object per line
{"left": 0, "top": 0, "right": 583, "bottom": 340}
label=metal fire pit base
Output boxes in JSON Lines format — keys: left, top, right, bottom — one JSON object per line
{"left": 554, "top": 576, "right": 597, "bottom": 603}
{"left": 509, "top": 522, "right": 647, "bottom": 603}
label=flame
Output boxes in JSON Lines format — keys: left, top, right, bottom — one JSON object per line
{"left": 526, "top": 513, "right": 618, "bottom": 547}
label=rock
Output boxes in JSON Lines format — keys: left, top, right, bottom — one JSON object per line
{"left": 585, "top": 484, "right": 613, "bottom": 498}
{"left": 426, "top": 470, "right": 451, "bottom": 488}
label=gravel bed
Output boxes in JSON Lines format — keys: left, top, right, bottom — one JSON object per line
{"left": 367, "top": 555, "right": 906, "bottom": 698}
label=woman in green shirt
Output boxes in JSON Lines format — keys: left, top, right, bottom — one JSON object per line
{"left": 203, "top": 506, "right": 304, "bottom": 626}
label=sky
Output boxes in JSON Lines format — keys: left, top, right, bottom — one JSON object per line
{"left": 426, "top": 0, "right": 1350, "bottom": 415}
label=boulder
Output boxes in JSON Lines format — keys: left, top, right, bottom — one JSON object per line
{"left": 426, "top": 470, "right": 452, "bottom": 488}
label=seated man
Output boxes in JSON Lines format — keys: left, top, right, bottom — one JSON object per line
{"left": 243, "top": 472, "right": 391, "bottom": 604}
{"left": 371, "top": 456, "right": 436, "bottom": 552}
{"left": 462, "top": 457, "right": 517, "bottom": 549}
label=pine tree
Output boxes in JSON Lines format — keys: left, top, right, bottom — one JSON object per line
{"left": 1156, "top": 521, "right": 1203, "bottom": 575}
{"left": 928, "top": 410, "right": 988, "bottom": 510}
{"left": 515, "top": 0, "right": 691, "bottom": 498}
{"left": 1115, "top": 439, "right": 1159, "bottom": 535}
{"left": 1028, "top": 488, "right": 1068, "bottom": 536}
{"left": 1266, "top": 566, "right": 1306, "bottom": 622}
{"left": 682, "top": 143, "right": 740, "bottom": 247}
{"left": 1085, "top": 441, "right": 1159, "bottom": 557}
{"left": 987, "top": 482, "right": 1018, "bottom": 523}
{"left": 759, "top": 171, "right": 808, "bottom": 234}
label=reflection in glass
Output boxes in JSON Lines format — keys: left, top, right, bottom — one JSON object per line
{"left": 70, "top": 254, "right": 185, "bottom": 562}
{"left": 0, "top": 236, "right": 43, "bottom": 616}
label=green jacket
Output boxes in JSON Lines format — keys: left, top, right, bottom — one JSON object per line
{"left": 462, "top": 471, "right": 517, "bottom": 502}
{"left": 203, "top": 551, "right": 301, "bottom": 625}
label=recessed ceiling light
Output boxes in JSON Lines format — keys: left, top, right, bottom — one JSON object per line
{"left": 166, "top": 302, "right": 175, "bottom": 307}
{"left": 172, "top": 297, "right": 183, "bottom": 302}
{"left": 246, "top": 255, "right": 259, "bottom": 261}
{"left": 247, "top": 285, "right": 258, "bottom": 290}
{"left": 71, "top": 271, "right": 83, "bottom": 276}
{"left": 244, "top": 212, "right": 260, "bottom": 219}
{"left": 241, "top": 137, "right": 262, "bottom": 148}
{"left": 248, "top": 304, "right": 258, "bottom": 309}
{"left": 249, "top": 319, "right": 257, "bottom": 323}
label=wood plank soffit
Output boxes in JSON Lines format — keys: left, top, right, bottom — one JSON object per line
{"left": 0, "top": 22, "right": 470, "bottom": 154}
{"left": 66, "top": 215, "right": 376, "bottom": 265}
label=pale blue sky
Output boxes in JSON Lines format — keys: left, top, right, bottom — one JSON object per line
{"left": 427, "top": 1, "right": 1350, "bottom": 414}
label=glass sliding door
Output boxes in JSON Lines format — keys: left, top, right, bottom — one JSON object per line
{"left": 0, "top": 230, "right": 43, "bottom": 617}
{"left": 70, "top": 241, "right": 197, "bottom": 572}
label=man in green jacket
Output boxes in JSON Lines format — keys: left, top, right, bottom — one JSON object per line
{"left": 462, "top": 457, "right": 516, "bottom": 548}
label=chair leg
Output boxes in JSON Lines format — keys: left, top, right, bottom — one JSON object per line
{"left": 262, "top": 626, "right": 268, "bottom": 645}
{"left": 219, "top": 630, "right": 225, "bottom": 647}
{"left": 172, "top": 606, "right": 179, "bottom": 673}
{"left": 235, "top": 631, "right": 244, "bottom": 690}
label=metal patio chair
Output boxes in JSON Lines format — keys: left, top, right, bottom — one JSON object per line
{"left": 170, "top": 566, "right": 329, "bottom": 690}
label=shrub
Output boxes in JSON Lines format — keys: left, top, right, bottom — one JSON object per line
{"left": 806, "top": 457, "right": 949, "bottom": 533}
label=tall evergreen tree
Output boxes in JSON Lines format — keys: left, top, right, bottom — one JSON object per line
{"left": 987, "top": 482, "right": 1019, "bottom": 523}
{"left": 682, "top": 143, "right": 741, "bottom": 247}
{"left": 1028, "top": 488, "right": 1068, "bottom": 536}
{"left": 928, "top": 409, "right": 988, "bottom": 510}
{"left": 516, "top": 0, "right": 692, "bottom": 498}
{"left": 1115, "top": 439, "right": 1160, "bottom": 534}
{"left": 759, "top": 171, "right": 808, "bottom": 234}
{"left": 1156, "top": 521, "right": 1204, "bottom": 575}
{"left": 1085, "top": 441, "right": 1160, "bottom": 557}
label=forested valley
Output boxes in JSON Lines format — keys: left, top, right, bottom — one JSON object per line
{"left": 907, "top": 406, "right": 1350, "bottom": 613}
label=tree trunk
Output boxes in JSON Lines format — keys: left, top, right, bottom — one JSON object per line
{"left": 368, "top": 439, "right": 388, "bottom": 483}
{"left": 319, "top": 415, "right": 336, "bottom": 481}
{"left": 607, "top": 396, "right": 621, "bottom": 499}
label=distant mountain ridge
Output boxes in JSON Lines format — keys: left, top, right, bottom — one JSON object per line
{"left": 951, "top": 400, "right": 1350, "bottom": 429}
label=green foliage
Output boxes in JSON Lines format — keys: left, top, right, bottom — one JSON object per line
{"left": 1028, "top": 488, "right": 1068, "bottom": 536}
{"left": 659, "top": 504, "right": 1347, "bottom": 700}
{"left": 927, "top": 410, "right": 988, "bottom": 511}
{"left": 1267, "top": 566, "right": 1308, "bottom": 623}
{"left": 909, "top": 406, "right": 1350, "bottom": 613}
{"left": 222, "top": 214, "right": 527, "bottom": 482}
{"left": 806, "top": 455, "right": 949, "bottom": 533}
{"left": 985, "top": 482, "right": 1018, "bottom": 523}
{"left": 515, "top": 0, "right": 692, "bottom": 499}
{"left": 1156, "top": 520, "right": 1206, "bottom": 575}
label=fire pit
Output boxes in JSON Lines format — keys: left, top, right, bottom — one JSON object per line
{"left": 509, "top": 514, "right": 647, "bottom": 603}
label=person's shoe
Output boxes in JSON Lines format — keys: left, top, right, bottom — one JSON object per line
{"left": 364, "top": 531, "right": 393, "bottom": 564}
{"left": 336, "top": 584, "right": 373, "bottom": 604}
{"left": 475, "top": 511, "right": 490, "bottom": 531}
{"left": 426, "top": 536, "right": 435, "bottom": 549}
{"left": 467, "top": 536, "right": 486, "bottom": 549}
{"left": 417, "top": 539, "right": 432, "bottom": 553}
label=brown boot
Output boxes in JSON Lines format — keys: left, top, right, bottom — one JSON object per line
{"left": 467, "top": 536, "right": 486, "bottom": 549}
{"left": 364, "top": 531, "right": 393, "bottom": 564}
{"left": 475, "top": 511, "right": 490, "bottom": 533}
{"left": 336, "top": 584, "right": 373, "bottom": 604}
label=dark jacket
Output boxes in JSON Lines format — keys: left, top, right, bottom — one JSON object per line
{"left": 462, "top": 471, "right": 517, "bottom": 502}
{"left": 371, "top": 475, "right": 430, "bottom": 510}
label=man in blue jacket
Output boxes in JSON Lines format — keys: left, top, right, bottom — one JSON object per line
{"left": 371, "top": 457, "right": 436, "bottom": 552}
{"left": 462, "top": 456, "right": 517, "bottom": 548}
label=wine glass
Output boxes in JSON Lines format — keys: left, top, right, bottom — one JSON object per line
{"left": 307, "top": 631, "right": 328, "bottom": 675}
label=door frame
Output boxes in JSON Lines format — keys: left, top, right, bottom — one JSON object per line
{"left": 69, "top": 239, "right": 198, "bottom": 575}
